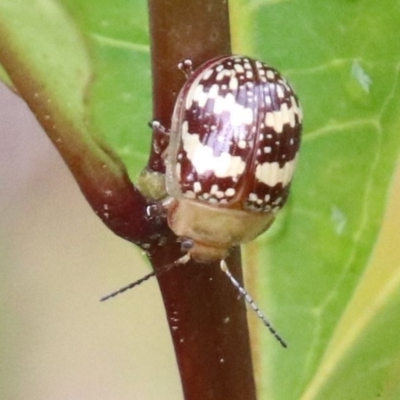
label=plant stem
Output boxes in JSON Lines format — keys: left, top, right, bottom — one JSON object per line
{"left": 0, "top": 26, "right": 155, "bottom": 245}
{"left": 147, "top": 1, "right": 257, "bottom": 399}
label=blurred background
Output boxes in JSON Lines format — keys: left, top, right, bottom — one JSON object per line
{"left": 0, "top": 84, "right": 183, "bottom": 399}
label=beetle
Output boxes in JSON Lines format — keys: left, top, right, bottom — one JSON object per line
{"left": 103, "top": 55, "right": 302, "bottom": 347}
{"left": 165, "top": 55, "right": 302, "bottom": 263}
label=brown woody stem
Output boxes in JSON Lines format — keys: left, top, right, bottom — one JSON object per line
{"left": 0, "top": 26, "right": 157, "bottom": 245}
{"left": 147, "top": 1, "right": 257, "bottom": 399}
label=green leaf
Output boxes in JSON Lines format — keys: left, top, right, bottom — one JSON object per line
{"left": 0, "top": 0, "right": 151, "bottom": 181}
{"left": 231, "top": 1, "right": 400, "bottom": 399}
{"left": 0, "top": 1, "right": 90, "bottom": 126}
{"left": 61, "top": 0, "right": 152, "bottom": 179}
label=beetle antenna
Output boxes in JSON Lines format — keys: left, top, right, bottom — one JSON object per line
{"left": 100, "top": 271, "right": 156, "bottom": 302}
{"left": 100, "top": 254, "right": 190, "bottom": 302}
{"left": 220, "top": 260, "right": 287, "bottom": 348}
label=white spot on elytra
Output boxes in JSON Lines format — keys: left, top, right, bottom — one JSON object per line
{"left": 213, "top": 95, "right": 253, "bottom": 126}
{"left": 249, "top": 193, "right": 258, "bottom": 202}
{"left": 216, "top": 69, "right": 232, "bottom": 82}
{"left": 265, "top": 112, "right": 275, "bottom": 128}
{"left": 264, "top": 146, "right": 272, "bottom": 153}
{"left": 214, "top": 92, "right": 235, "bottom": 114}
{"left": 242, "top": 108, "right": 253, "bottom": 125}
{"left": 202, "top": 68, "right": 214, "bottom": 81}
{"left": 255, "top": 155, "right": 298, "bottom": 186}
{"left": 276, "top": 85, "right": 284, "bottom": 99}
{"left": 191, "top": 84, "right": 207, "bottom": 108}
{"left": 193, "top": 181, "right": 202, "bottom": 193}
{"left": 288, "top": 105, "right": 296, "bottom": 127}
{"left": 243, "top": 61, "right": 252, "bottom": 70}
{"left": 225, "top": 188, "right": 236, "bottom": 197}
{"left": 265, "top": 101, "right": 296, "bottom": 133}
{"left": 210, "top": 184, "right": 219, "bottom": 194}
{"left": 208, "top": 84, "right": 220, "bottom": 99}
{"left": 280, "top": 103, "right": 290, "bottom": 125}
{"left": 217, "top": 135, "right": 225, "bottom": 143}
{"left": 267, "top": 70, "right": 275, "bottom": 80}
{"left": 238, "top": 140, "right": 247, "bottom": 149}
{"left": 229, "top": 76, "right": 239, "bottom": 91}
{"left": 182, "top": 133, "right": 246, "bottom": 178}
{"left": 234, "top": 64, "right": 244, "bottom": 73}
{"left": 273, "top": 110, "right": 283, "bottom": 133}
{"left": 291, "top": 96, "right": 302, "bottom": 122}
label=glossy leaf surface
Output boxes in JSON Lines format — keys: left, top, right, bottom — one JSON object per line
{"left": 232, "top": 1, "right": 400, "bottom": 399}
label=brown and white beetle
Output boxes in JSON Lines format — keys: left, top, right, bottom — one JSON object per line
{"left": 165, "top": 55, "right": 302, "bottom": 264}
{"left": 104, "top": 55, "right": 302, "bottom": 347}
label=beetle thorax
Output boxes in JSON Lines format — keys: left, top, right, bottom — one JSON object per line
{"left": 166, "top": 198, "right": 275, "bottom": 262}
